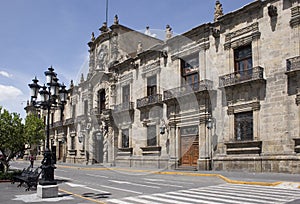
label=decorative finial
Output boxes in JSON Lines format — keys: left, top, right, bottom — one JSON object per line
{"left": 165, "top": 24, "right": 173, "bottom": 40}
{"left": 70, "top": 80, "right": 74, "bottom": 89}
{"left": 99, "top": 22, "right": 109, "bottom": 33}
{"left": 114, "top": 15, "right": 119, "bottom": 25}
{"left": 145, "top": 26, "right": 151, "bottom": 36}
{"left": 137, "top": 41, "right": 143, "bottom": 53}
{"left": 80, "top": 73, "right": 84, "bottom": 83}
{"left": 91, "top": 32, "right": 95, "bottom": 41}
{"left": 214, "top": 0, "right": 224, "bottom": 22}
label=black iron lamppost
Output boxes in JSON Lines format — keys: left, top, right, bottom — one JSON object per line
{"left": 206, "top": 117, "right": 213, "bottom": 170}
{"left": 28, "top": 66, "right": 68, "bottom": 185}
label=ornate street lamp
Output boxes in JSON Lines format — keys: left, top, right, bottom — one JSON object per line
{"left": 28, "top": 66, "right": 68, "bottom": 186}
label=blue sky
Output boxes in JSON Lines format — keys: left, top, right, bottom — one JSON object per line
{"left": 0, "top": 0, "right": 253, "bottom": 119}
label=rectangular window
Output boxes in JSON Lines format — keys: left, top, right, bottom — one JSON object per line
{"left": 71, "top": 136, "right": 75, "bottom": 150}
{"left": 121, "top": 129, "right": 129, "bottom": 148}
{"left": 235, "top": 111, "right": 253, "bottom": 141}
{"left": 181, "top": 54, "right": 199, "bottom": 75}
{"left": 84, "top": 100, "right": 88, "bottom": 116}
{"left": 72, "top": 105, "right": 76, "bottom": 118}
{"left": 122, "top": 85, "right": 130, "bottom": 103}
{"left": 234, "top": 44, "right": 253, "bottom": 78}
{"left": 98, "top": 90, "right": 106, "bottom": 113}
{"left": 147, "top": 75, "right": 157, "bottom": 96}
{"left": 147, "top": 125, "right": 157, "bottom": 146}
{"left": 181, "top": 55, "right": 199, "bottom": 91}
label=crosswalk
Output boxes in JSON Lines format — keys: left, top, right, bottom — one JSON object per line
{"left": 106, "top": 183, "right": 300, "bottom": 204}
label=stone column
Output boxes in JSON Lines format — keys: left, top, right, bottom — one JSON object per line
{"left": 198, "top": 119, "right": 209, "bottom": 170}
{"left": 168, "top": 113, "right": 177, "bottom": 169}
{"left": 253, "top": 110, "right": 260, "bottom": 140}
{"left": 199, "top": 50, "right": 206, "bottom": 80}
{"left": 118, "top": 129, "right": 122, "bottom": 149}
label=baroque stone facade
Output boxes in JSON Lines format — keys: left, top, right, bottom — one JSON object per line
{"left": 26, "top": 0, "right": 300, "bottom": 173}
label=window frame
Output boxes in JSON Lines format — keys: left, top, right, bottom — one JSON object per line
{"left": 147, "top": 75, "right": 157, "bottom": 96}
{"left": 122, "top": 84, "right": 130, "bottom": 104}
{"left": 121, "top": 129, "right": 130, "bottom": 148}
{"left": 97, "top": 89, "right": 106, "bottom": 113}
{"left": 234, "top": 44, "right": 253, "bottom": 76}
{"left": 147, "top": 125, "right": 157, "bottom": 146}
{"left": 181, "top": 54, "right": 199, "bottom": 90}
{"left": 234, "top": 111, "right": 253, "bottom": 141}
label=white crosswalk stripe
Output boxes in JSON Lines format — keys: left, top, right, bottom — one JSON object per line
{"left": 106, "top": 183, "right": 300, "bottom": 204}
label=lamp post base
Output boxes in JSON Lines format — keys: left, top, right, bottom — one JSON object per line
{"left": 37, "top": 184, "right": 58, "bottom": 198}
{"left": 39, "top": 179, "right": 57, "bottom": 186}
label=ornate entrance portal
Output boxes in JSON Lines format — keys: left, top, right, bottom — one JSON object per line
{"left": 180, "top": 126, "right": 199, "bottom": 167}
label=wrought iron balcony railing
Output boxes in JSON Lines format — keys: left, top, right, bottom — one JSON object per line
{"left": 286, "top": 56, "right": 300, "bottom": 72}
{"left": 219, "top": 66, "right": 264, "bottom": 88}
{"left": 163, "top": 79, "right": 213, "bottom": 101}
{"left": 136, "top": 94, "right": 162, "bottom": 109}
{"left": 64, "top": 118, "right": 75, "bottom": 125}
{"left": 114, "top": 102, "right": 134, "bottom": 112}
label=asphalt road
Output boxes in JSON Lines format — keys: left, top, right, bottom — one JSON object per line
{"left": 9, "top": 161, "right": 300, "bottom": 204}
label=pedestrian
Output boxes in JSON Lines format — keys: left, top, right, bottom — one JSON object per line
{"left": 29, "top": 154, "right": 34, "bottom": 168}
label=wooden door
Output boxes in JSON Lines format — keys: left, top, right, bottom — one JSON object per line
{"left": 180, "top": 136, "right": 199, "bottom": 166}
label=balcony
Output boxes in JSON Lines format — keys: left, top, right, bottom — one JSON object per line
{"left": 219, "top": 66, "right": 264, "bottom": 88}
{"left": 51, "top": 121, "right": 63, "bottom": 128}
{"left": 64, "top": 118, "right": 75, "bottom": 125}
{"left": 164, "top": 79, "right": 213, "bottom": 101}
{"left": 286, "top": 56, "right": 300, "bottom": 75}
{"left": 136, "top": 94, "right": 162, "bottom": 109}
{"left": 114, "top": 102, "right": 134, "bottom": 113}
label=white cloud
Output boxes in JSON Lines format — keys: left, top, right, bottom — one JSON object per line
{"left": 0, "top": 84, "right": 23, "bottom": 102}
{"left": 0, "top": 71, "right": 12, "bottom": 78}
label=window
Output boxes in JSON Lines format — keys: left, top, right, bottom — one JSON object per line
{"left": 97, "top": 90, "right": 106, "bottom": 113}
{"left": 72, "top": 105, "right": 76, "bottom": 118}
{"left": 234, "top": 44, "right": 253, "bottom": 78}
{"left": 181, "top": 55, "right": 199, "bottom": 75}
{"left": 121, "top": 129, "right": 129, "bottom": 148}
{"left": 84, "top": 100, "right": 88, "bottom": 116}
{"left": 147, "top": 75, "right": 157, "bottom": 96}
{"left": 71, "top": 136, "right": 75, "bottom": 150}
{"left": 147, "top": 125, "right": 157, "bottom": 146}
{"left": 235, "top": 112, "right": 253, "bottom": 141}
{"left": 181, "top": 55, "right": 199, "bottom": 91}
{"left": 122, "top": 85, "right": 130, "bottom": 103}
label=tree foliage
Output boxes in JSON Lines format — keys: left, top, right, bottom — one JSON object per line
{"left": 0, "top": 107, "right": 45, "bottom": 172}
{"left": 24, "top": 113, "right": 45, "bottom": 149}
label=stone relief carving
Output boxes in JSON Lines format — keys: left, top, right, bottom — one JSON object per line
{"left": 110, "top": 34, "right": 118, "bottom": 62}
{"left": 141, "top": 60, "right": 161, "bottom": 78}
{"left": 96, "top": 44, "right": 108, "bottom": 71}
{"left": 224, "top": 22, "right": 260, "bottom": 50}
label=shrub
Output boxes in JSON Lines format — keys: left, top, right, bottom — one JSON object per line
{"left": 0, "top": 169, "right": 22, "bottom": 181}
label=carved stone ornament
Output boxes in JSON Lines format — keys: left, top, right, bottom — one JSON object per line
{"left": 96, "top": 45, "right": 108, "bottom": 71}
{"left": 268, "top": 4, "right": 278, "bottom": 18}
{"left": 214, "top": 0, "right": 224, "bottom": 22}
{"left": 224, "top": 22, "right": 260, "bottom": 50}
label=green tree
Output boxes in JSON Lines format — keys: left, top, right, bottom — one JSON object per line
{"left": 24, "top": 113, "right": 45, "bottom": 156}
{"left": 0, "top": 107, "right": 24, "bottom": 173}
{"left": 0, "top": 107, "right": 45, "bottom": 173}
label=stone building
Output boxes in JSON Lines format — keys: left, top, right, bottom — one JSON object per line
{"left": 26, "top": 0, "right": 300, "bottom": 173}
